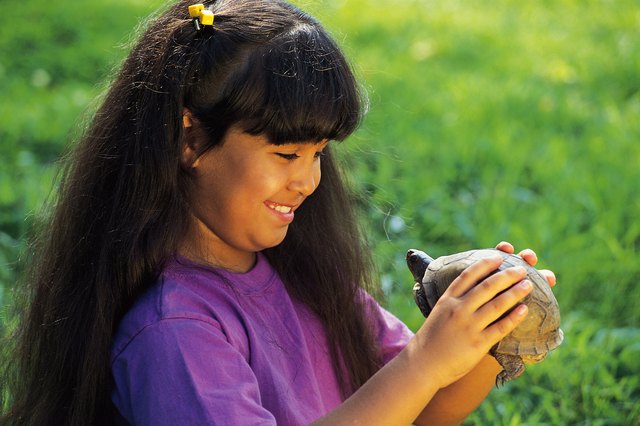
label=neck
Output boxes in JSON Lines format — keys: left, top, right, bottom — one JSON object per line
{"left": 178, "top": 244, "right": 257, "bottom": 273}
{"left": 178, "top": 219, "right": 257, "bottom": 273}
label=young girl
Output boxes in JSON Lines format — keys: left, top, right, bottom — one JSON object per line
{"left": 2, "top": 0, "right": 555, "bottom": 424}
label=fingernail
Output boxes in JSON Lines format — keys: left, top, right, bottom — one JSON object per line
{"left": 518, "top": 279, "right": 532, "bottom": 290}
{"left": 515, "top": 304, "right": 528, "bottom": 315}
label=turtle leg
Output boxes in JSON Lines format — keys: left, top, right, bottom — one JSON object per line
{"left": 492, "top": 353, "right": 526, "bottom": 387}
{"left": 413, "top": 282, "right": 432, "bottom": 317}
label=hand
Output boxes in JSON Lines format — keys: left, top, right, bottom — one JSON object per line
{"left": 412, "top": 254, "right": 533, "bottom": 389}
{"left": 495, "top": 241, "right": 556, "bottom": 287}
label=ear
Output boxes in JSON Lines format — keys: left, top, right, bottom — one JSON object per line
{"left": 181, "top": 109, "right": 201, "bottom": 169}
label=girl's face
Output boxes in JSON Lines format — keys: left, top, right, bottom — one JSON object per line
{"left": 182, "top": 125, "right": 328, "bottom": 272}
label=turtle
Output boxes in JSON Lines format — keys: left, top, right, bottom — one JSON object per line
{"left": 406, "top": 248, "right": 563, "bottom": 386}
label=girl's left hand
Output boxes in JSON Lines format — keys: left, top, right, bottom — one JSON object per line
{"left": 495, "top": 241, "right": 556, "bottom": 287}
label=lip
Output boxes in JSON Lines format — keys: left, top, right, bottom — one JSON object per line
{"left": 265, "top": 201, "right": 297, "bottom": 223}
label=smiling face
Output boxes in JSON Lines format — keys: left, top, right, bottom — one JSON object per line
{"left": 181, "top": 125, "right": 328, "bottom": 272}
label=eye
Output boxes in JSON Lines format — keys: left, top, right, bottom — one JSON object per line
{"left": 314, "top": 150, "right": 326, "bottom": 159}
{"left": 276, "top": 153, "right": 300, "bottom": 161}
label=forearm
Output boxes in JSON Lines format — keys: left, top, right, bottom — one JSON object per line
{"left": 312, "top": 353, "right": 501, "bottom": 426}
{"left": 310, "top": 340, "right": 442, "bottom": 426}
{"left": 414, "top": 355, "right": 501, "bottom": 426}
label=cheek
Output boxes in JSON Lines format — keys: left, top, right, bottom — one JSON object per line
{"left": 211, "top": 154, "right": 266, "bottom": 197}
{"left": 234, "top": 166, "right": 287, "bottom": 202}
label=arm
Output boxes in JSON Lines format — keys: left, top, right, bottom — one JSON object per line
{"left": 312, "top": 254, "right": 532, "bottom": 425}
{"left": 414, "top": 355, "right": 501, "bottom": 425}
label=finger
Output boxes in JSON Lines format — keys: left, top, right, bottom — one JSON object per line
{"left": 495, "top": 241, "right": 514, "bottom": 254}
{"left": 539, "top": 269, "right": 557, "bottom": 287}
{"left": 482, "top": 304, "right": 529, "bottom": 347}
{"left": 475, "top": 279, "right": 533, "bottom": 329}
{"left": 447, "top": 255, "right": 504, "bottom": 298}
{"left": 463, "top": 266, "right": 528, "bottom": 310}
{"left": 517, "top": 248, "right": 538, "bottom": 266}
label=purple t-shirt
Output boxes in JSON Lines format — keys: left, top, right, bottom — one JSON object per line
{"left": 111, "top": 253, "right": 413, "bottom": 425}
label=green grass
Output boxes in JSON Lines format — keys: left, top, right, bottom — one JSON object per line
{"left": 1, "top": 0, "right": 639, "bottom": 423}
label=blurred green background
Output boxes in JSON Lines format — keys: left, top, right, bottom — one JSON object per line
{"left": 1, "top": 0, "right": 638, "bottom": 423}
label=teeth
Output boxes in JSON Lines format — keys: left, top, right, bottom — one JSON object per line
{"left": 268, "top": 203, "right": 292, "bottom": 213}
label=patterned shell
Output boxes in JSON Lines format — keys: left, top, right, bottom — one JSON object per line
{"left": 419, "top": 248, "right": 563, "bottom": 358}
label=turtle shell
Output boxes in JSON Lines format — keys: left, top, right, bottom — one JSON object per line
{"left": 409, "top": 248, "right": 564, "bottom": 384}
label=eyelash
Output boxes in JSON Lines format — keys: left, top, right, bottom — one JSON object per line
{"left": 277, "top": 151, "right": 325, "bottom": 160}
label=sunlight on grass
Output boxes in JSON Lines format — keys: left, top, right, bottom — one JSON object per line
{"left": 1, "top": 0, "right": 639, "bottom": 422}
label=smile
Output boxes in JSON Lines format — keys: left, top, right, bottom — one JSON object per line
{"left": 265, "top": 202, "right": 293, "bottom": 214}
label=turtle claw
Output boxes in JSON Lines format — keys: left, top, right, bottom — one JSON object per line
{"left": 493, "top": 353, "right": 526, "bottom": 387}
{"left": 495, "top": 370, "right": 512, "bottom": 388}
{"left": 413, "top": 282, "right": 432, "bottom": 317}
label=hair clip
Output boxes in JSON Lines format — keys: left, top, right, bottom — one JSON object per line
{"left": 188, "top": 4, "right": 214, "bottom": 31}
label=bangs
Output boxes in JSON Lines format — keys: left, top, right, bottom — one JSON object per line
{"left": 193, "top": 23, "right": 364, "bottom": 145}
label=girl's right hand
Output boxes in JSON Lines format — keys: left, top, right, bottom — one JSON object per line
{"left": 411, "top": 254, "right": 533, "bottom": 389}
{"left": 312, "top": 255, "right": 534, "bottom": 426}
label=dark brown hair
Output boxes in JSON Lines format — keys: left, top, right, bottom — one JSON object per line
{"left": 1, "top": 1, "right": 381, "bottom": 424}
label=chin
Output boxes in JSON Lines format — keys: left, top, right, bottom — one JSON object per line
{"left": 262, "top": 232, "right": 288, "bottom": 250}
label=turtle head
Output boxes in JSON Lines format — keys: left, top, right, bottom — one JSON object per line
{"left": 407, "top": 249, "right": 435, "bottom": 318}
{"left": 406, "top": 249, "right": 434, "bottom": 282}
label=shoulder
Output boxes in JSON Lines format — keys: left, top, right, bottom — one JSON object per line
{"left": 111, "top": 260, "right": 242, "bottom": 361}
{"left": 110, "top": 278, "right": 217, "bottom": 363}
{"left": 111, "top": 253, "right": 278, "bottom": 362}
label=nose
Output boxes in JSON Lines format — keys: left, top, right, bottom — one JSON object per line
{"left": 288, "top": 159, "right": 320, "bottom": 197}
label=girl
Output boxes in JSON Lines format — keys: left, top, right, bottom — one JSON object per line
{"left": 1, "top": 0, "right": 555, "bottom": 424}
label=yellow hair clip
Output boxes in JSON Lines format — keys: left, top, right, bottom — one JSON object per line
{"left": 188, "top": 4, "right": 214, "bottom": 31}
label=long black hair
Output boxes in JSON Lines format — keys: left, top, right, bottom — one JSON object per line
{"left": 1, "top": 1, "right": 381, "bottom": 424}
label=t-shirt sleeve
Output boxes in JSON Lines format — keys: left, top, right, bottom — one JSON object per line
{"left": 111, "top": 317, "right": 276, "bottom": 426}
{"left": 362, "top": 293, "right": 415, "bottom": 365}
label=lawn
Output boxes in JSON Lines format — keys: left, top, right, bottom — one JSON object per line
{"left": 1, "top": 0, "right": 639, "bottom": 423}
